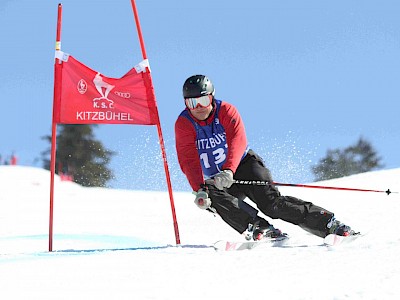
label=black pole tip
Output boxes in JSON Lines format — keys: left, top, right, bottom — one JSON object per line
{"left": 386, "top": 189, "right": 391, "bottom": 195}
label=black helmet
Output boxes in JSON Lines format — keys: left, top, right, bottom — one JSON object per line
{"left": 182, "top": 75, "right": 215, "bottom": 98}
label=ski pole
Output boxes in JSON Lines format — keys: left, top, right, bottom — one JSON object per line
{"left": 233, "top": 180, "right": 397, "bottom": 195}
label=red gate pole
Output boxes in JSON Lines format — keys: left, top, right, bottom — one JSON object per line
{"left": 130, "top": 0, "right": 181, "bottom": 244}
{"left": 49, "top": 3, "right": 63, "bottom": 251}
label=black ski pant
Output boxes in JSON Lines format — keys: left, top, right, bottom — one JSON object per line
{"left": 206, "top": 149, "right": 334, "bottom": 238}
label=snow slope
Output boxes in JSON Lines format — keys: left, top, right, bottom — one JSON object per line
{"left": 0, "top": 165, "right": 400, "bottom": 299}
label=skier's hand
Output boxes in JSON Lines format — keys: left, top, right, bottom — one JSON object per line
{"left": 214, "top": 170, "right": 234, "bottom": 190}
{"left": 194, "top": 189, "right": 211, "bottom": 210}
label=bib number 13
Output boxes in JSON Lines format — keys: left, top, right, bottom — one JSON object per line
{"left": 200, "top": 148, "right": 226, "bottom": 169}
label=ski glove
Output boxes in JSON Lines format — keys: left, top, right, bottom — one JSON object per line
{"left": 214, "top": 170, "right": 234, "bottom": 190}
{"left": 194, "top": 189, "right": 211, "bottom": 210}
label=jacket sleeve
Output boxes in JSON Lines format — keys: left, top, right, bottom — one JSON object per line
{"left": 175, "top": 115, "right": 205, "bottom": 191}
{"left": 219, "top": 102, "right": 248, "bottom": 174}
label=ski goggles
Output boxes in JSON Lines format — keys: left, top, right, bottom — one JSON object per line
{"left": 185, "top": 95, "right": 212, "bottom": 110}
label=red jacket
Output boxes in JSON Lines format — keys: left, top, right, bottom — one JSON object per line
{"left": 175, "top": 100, "right": 248, "bottom": 191}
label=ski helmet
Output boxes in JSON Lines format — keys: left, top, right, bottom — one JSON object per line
{"left": 182, "top": 75, "right": 215, "bottom": 98}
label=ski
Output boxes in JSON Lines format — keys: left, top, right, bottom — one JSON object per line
{"left": 213, "top": 236, "right": 289, "bottom": 251}
{"left": 213, "top": 233, "right": 362, "bottom": 251}
{"left": 323, "top": 233, "right": 362, "bottom": 247}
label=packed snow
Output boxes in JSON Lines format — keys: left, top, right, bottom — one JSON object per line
{"left": 0, "top": 165, "right": 399, "bottom": 299}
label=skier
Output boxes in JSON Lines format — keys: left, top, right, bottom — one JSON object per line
{"left": 175, "top": 74, "right": 356, "bottom": 241}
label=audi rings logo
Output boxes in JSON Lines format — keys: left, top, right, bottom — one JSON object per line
{"left": 114, "top": 91, "right": 131, "bottom": 99}
{"left": 77, "top": 79, "right": 88, "bottom": 94}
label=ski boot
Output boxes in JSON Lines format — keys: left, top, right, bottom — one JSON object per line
{"left": 244, "top": 222, "right": 287, "bottom": 241}
{"left": 327, "top": 218, "right": 356, "bottom": 237}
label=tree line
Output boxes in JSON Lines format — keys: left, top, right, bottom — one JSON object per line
{"left": 312, "top": 137, "right": 383, "bottom": 181}
{"left": 42, "top": 125, "right": 384, "bottom": 187}
{"left": 42, "top": 125, "right": 114, "bottom": 187}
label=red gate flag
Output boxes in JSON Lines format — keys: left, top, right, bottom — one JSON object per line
{"left": 49, "top": 2, "right": 181, "bottom": 252}
{"left": 54, "top": 50, "right": 158, "bottom": 125}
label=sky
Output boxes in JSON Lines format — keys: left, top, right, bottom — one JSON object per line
{"left": 1, "top": 165, "right": 400, "bottom": 299}
{"left": 1, "top": 0, "right": 399, "bottom": 191}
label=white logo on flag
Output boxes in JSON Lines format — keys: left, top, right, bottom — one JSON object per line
{"left": 92, "top": 73, "right": 115, "bottom": 109}
{"left": 77, "top": 79, "right": 87, "bottom": 94}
